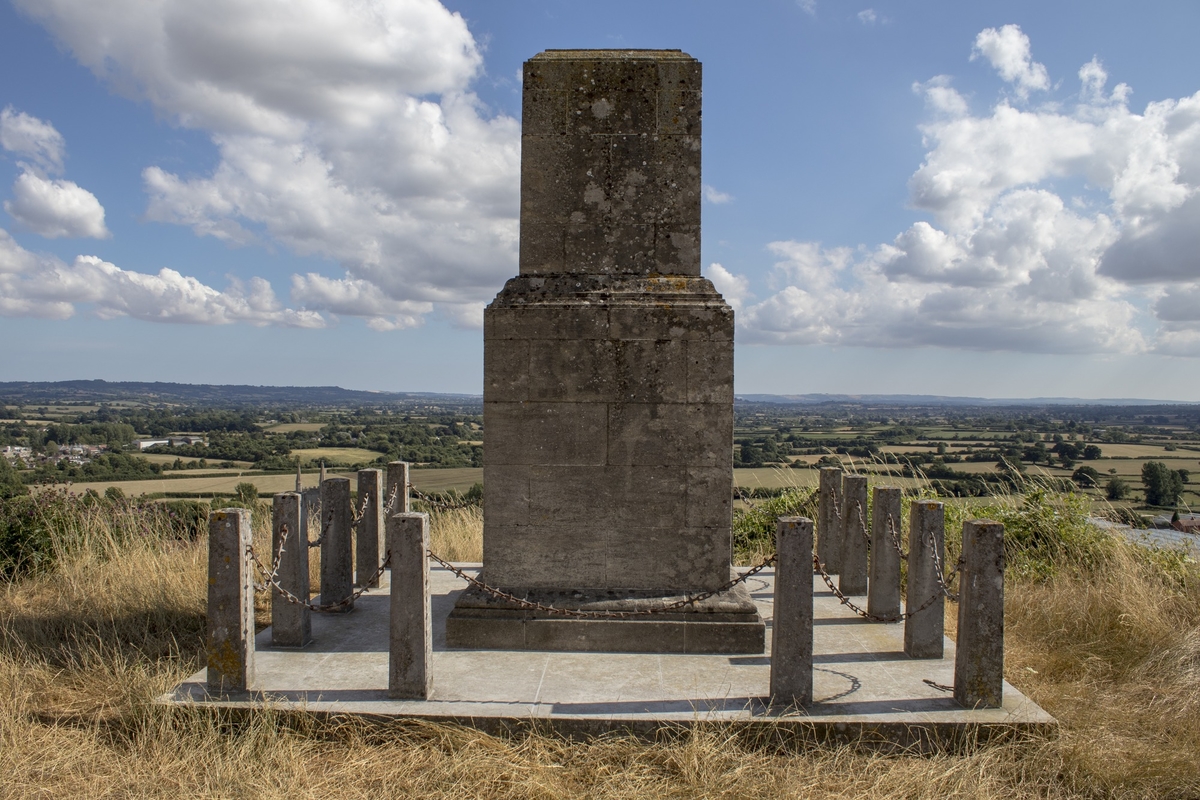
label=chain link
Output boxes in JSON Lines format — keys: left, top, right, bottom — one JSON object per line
{"left": 248, "top": 543, "right": 391, "bottom": 611}
{"left": 826, "top": 484, "right": 843, "bottom": 523}
{"left": 307, "top": 508, "right": 333, "bottom": 548}
{"left": 350, "top": 490, "right": 371, "bottom": 527}
{"left": 382, "top": 485, "right": 400, "bottom": 515}
{"left": 252, "top": 523, "right": 289, "bottom": 593}
{"left": 928, "top": 527, "right": 962, "bottom": 602}
{"left": 426, "top": 550, "right": 776, "bottom": 619}
{"left": 885, "top": 513, "right": 908, "bottom": 560}
{"left": 813, "top": 553, "right": 945, "bottom": 622}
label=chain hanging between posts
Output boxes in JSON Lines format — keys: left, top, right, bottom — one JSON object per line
{"left": 248, "top": 544, "right": 391, "bottom": 612}
{"left": 350, "top": 490, "right": 370, "bottom": 527}
{"left": 426, "top": 549, "right": 777, "bottom": 619}
{"left": 252, "top": 523, "right": 289, "bottom": 593}
{"left": 813, "top": 554, "right": 944, "bottom": 622}
{"left": 928, "top": 527, "right": 962, "bottom": 602}
{"left": 307, "top": 508, "right": 334, "bottom": 548}
{"left": 826, "top": 484, "right": 843, "bottom": 523}
{"left": 852, "top": 500, "right": 870, "bottom": 550}
{"left": 382, "top": 485, "right": 400, "bottom": 515}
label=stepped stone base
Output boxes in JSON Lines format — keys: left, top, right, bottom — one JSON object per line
{"left": 446, "top": 573, "right": 765, "bottom": 654}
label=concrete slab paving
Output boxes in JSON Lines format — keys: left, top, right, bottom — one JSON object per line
{"left": 161, "top": 564, "right": 1055, "bottom": 743}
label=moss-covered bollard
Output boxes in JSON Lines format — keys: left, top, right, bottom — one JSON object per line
{"left": 206, "top": 508, "right": 255, "bottom": 693}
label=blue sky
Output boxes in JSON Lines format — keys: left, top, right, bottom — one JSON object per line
{"left": 1, "top": 0, "right": 1199, "bottom": 399}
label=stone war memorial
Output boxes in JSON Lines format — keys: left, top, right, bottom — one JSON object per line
{"left": 176, "top": 48, "right": 1052, "bottom": 743}
{"left": 445, "top": 49, "right": 764, "bottom": 654}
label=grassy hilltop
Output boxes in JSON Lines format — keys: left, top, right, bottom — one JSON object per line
{"left": 1, "top": 482, "right": 1199, "bottom": 798}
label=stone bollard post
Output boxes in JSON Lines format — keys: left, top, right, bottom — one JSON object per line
{"left": 356, "top": 469, "right": 385, "bottom": 588}
{"left": 271, "top": 493, "right": 312, "bottom": 648}
{"left": 954, "top": 519, "right": 1006, "bottom": 709}
{"left": 867, "top": 486, "right": 903, "bottom": 621}
{"left": 817, "top": 466, "right": 844, "bottom": 573}
{"left": 770, "top": 516, "right": 814, "bottom": 707}
{"left": 206, "top": 508, "right": 255, "bottom": 693}
{"left": 388, "top": 512, "right": 432, "bottom": 700}
{"left": 905, "top": 500, "right": 945, "bottom": 658}
{"left": 838, "top": 475, "right": 869, "bottom": 596}
{"left": 319, "top": 477, "right": 354, "bottom": 612}
{"left": 386, "top": 461, "right": 412, "bottom": 516}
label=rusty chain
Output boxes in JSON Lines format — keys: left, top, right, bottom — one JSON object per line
{"left": 928, "top": 527, "right": 962, "bottom": 602}
{"left": 307, "top": 508, "right": 333, "bottom": 548}
{"left": 382, "top": 485, "right": 400, "bottom": 515}
{"left": 350, "top": 490, "right": 371, "bottom": 527}
{"left": 426, "top": 549, "right": 776, "bottom": 619}
{"left": 813, "top": 554, "right": 945, "bottom": 623}
{"left": 885, "top": 513, "right": 908, "bottom": 560}
{"left": 247, "top": 543, "right": 391, "bottom": 612}
{"left": 252, "top": 523, "right": 289, "bottom": 593}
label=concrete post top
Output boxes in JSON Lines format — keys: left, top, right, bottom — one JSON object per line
{"left": 913, "top": 499, "right": 943, "bottom": 509}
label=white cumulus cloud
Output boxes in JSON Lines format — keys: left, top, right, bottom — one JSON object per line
{"left": 739, "top": 26, "right": 1200, "bottom": 358}
{"left": 13, "top": 0, "right": 519, "bottom": 328}
{"left": 0, "top": 226, "right": 324, "bottom": 326}
{"left": 857, "top": 9, "right": 877, "bottom": 25}
{"left": 0, "top": 107, "right": 65, "bottom": 174}
{"left": 5, "top": 171, "right": 109, "bottom": 239}
{"left": 1, "top": 107, "right": 110, "bottom": 239}
{"left": 971, "top": 24, "right": 1050, "bottom": 99}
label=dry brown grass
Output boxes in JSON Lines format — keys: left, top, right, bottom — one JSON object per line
{"left": 2, "top": 494, "right": 1200, "bottom": 798}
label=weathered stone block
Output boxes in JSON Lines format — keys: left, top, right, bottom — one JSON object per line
{"left": 483, "top": 338, "right": 530, "bottom": 402}
{"left": 483, "top": 524, "right": 607, "bottom": 588}
{"left": 613, "top": 339, "right": 688, "bottom": 403}
{"left": 527, "top": 338, "right": 616, "bottom": 402}
{"left": 607, "top": 403, "right": 730, "bottom": 466}
{"left": 608, "top": 302, "right": 732, "bottom": 341}
{"left": 564, "top": 222, "right": 656, "bottom": 273}
{"left": 483, "top": 401, "right": 607, "bottom": 466}
{"left": 488, "top": 304, "right": 611, "bottom": 341}
{"left": 482, "top": 464, "right": 530, "bottom": 527}
{"left": 526, "top": 465, "right": 687, "bottom": 530}
{"left": 685, "top": 339, "right": 734, "bottom": 403}
{"left": 686, "top": 466, "right": 733, "bottom": 529}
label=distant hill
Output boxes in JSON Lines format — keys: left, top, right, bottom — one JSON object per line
{"left": 735, "top": 393, "right": 1193, "bottom": 408}
{"left": 0, "top": 380, "right": 481, "bottom": 409}
{"left": 0, "top": 380, "right": 1190, "bottom": 410}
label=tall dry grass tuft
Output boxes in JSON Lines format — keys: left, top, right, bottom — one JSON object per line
{"left": 428, "top": 505, "right": 483, "bottom": 562}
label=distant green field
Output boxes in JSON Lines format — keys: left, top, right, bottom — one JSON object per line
{"left": 291, "top": 447, "right": 384, "bottom": 465}
{"left": 41, "top": 467, "right": 483, "bottom": 498}
{"left": 264, "top": 422, "right": 324, "bottom": 433}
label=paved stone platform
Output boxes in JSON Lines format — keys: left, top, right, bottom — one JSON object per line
{"left": 161, "top": 565, "right": 1055, "bottom": 743}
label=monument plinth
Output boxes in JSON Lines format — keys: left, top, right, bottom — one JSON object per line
{"left": 446, "top": 49, "right": 764, "bottom": 653}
